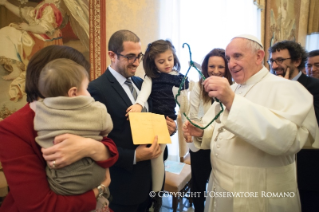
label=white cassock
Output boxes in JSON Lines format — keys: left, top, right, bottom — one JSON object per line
{"left": 194, "top": 67, "right": 319, "bottom": 212}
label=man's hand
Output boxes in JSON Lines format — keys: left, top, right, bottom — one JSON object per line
{"left": 203, "top": 76, "right": 235, "bottom": 111}
{"left": 166, "top": 116, "right": 177, "bottom": 135}
{"left": 135, "top": 136, "right": 162, "bottom": 162}
{"left": 183, "top": 120, "right": 204, "bottom": 140}
{"left": 277, "top": 67, "right": 291, "bottom": 79}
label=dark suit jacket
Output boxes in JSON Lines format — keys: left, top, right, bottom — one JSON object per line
{"left": 296, "top": 73, "right": 319, "bottom": 192}
{"left": 297, "top": 73, "right": 319, "bottom": 126}
{"left": 88, "top": 69, "right": 153, "bottom": 205}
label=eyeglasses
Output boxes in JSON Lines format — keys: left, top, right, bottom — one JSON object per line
{"left": 116, "top": 53, "right": 144, "bottom": 63}
{"left": 267, "top": 58, "right": 291, "bottom": 66}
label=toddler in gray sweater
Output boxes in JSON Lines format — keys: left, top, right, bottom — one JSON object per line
{"left": 34, "top": 58, "right": 113, "bottom": 199}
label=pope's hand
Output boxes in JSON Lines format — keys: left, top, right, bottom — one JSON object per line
{"left": 203, "top": 76, "right": 235, "bottom": 110}
{"left": 183, "top": 120, "right": 204, "bottom": 139}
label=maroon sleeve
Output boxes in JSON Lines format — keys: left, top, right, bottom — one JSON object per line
{"left": 96, "top": 137, "right": 119, "bottom": 168}
{"left": 0, "top": 106, "right": 97, "bottom": 212}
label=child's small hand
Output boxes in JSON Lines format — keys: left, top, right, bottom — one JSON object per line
{"left": 125, "top": 104, "right": 143, "bottom": 118}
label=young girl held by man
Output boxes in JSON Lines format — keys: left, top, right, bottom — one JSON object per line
{"left": 127, "top": 40, "right": 189, "bottom": 211}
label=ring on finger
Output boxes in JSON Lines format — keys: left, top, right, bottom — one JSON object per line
{"left": 52, "top": 160, "right": 56, "bottom": 169}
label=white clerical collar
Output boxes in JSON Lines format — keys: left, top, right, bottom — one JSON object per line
{"left": 291, "top": 71, "right": 302, "bottom": 81}
{"left": 108, "top": 65, "right": 131, "bottom": 86}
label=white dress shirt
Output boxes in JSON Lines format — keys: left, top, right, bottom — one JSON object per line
{"left": 108, "top": 66, "right": 149, "bottom": 164}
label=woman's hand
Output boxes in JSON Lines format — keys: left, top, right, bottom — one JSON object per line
{"left": 103, "top": 168, "right": 111, "bottom": 188}
{"left": 183, "top": 120, "right": 204, "bottom": 139}
{"left": 42, "top": 134, "right": 108, "bottom": 169}
{"left": 92, "top": 169, "right": 111, "bottom": 198}
{"left": 184, "top": 134, "right": 192, "bottom": 143}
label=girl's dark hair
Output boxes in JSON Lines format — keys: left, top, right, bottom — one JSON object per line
{"left": 143, "top": 40, "right": 180, "bottom": 78}
{"left": 25, "top": 45, "right": 90, "bottom": 103}
{"left": 200, "top": 48, "right": 233, "bottom": 103}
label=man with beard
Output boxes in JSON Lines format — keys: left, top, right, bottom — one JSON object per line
{"left": 268, "top": 41, "right": 319, "bottom": 124}
{"left": 183, "top": 34, "right": 318, "bottom": 212}
{"left": 88, "top": 30, "right": 176, "bottom": 212}
{"left": 307, "top": 50, "right": 319, "bottom": 79}
{"left": 269, "top": 40, "right": 319, "bottom": 212}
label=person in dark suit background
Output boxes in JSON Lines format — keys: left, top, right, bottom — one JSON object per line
{"left": 268, "top": 40, "right": 319, "bottom": 212}
{"left": 88, "top": 30, "right": 177, "bottom": 212}
{"left": 306, "top": 50, "right": 319, "bottom": 79}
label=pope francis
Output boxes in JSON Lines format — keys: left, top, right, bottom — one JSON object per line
{"left": 183, "top": 34, "right": 319, "bottom": 212}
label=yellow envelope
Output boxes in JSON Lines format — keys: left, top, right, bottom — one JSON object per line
{"left": 129, "top": 112, "right": 172, "bottom": 145}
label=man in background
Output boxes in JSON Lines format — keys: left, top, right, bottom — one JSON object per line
{"left": 268, "top": 41, "right": 319, "bottom": 124}
{"left": 306, "top": 49, "right": 319, "bottom": 79}
{"left": 269, "top": 40, "right": 319, "bottom": 212}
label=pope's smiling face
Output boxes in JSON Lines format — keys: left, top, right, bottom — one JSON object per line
{"left": 225, "top": 38, "right": 262, "bottom": 84}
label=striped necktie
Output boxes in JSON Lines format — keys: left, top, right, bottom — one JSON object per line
{"left": 124, "top": 79, "right": 137, "bottom": 100}
{"left": 125, "top": 79, "right": 147, "bottom": 112}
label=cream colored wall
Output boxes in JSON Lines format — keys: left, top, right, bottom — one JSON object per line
{"left": 105, "top": 1, "right": 309, "bottom": 72}
{"left": 297, "top": 0, "right": 309, "bottom": 46}
{"left": 105, "top": 0, "right": 160, "bottom": 78}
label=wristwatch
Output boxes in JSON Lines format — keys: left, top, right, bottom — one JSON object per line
{"left": 97, "top": 184, "right": 105, "bottom": 198}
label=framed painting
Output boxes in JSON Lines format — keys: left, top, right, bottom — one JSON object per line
{"left": 264, "top": 0, "right": 301, "bottom": 68}
{"left": 0, "top": 0, "right": 106, "bottom": 119}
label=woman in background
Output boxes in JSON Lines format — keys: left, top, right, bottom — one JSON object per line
{"left": 188, "top": 48, "right": 232, "bottom": 212}
{"left": 0, "top": 45, "right": 118, "bottom": 212}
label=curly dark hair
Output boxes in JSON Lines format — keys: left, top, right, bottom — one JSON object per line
{"left": 143, "top": 40, "right": 181, "bottom": 78}
{"left": 268, "top": 40, "right": 307, "bottom": 71}
{"left": 200, "top": 48, "right": 232, "bottom": 103}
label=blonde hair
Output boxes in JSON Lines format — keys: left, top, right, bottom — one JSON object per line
{"left": 38, "top": 58, "right": 89, "bottom": 97}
